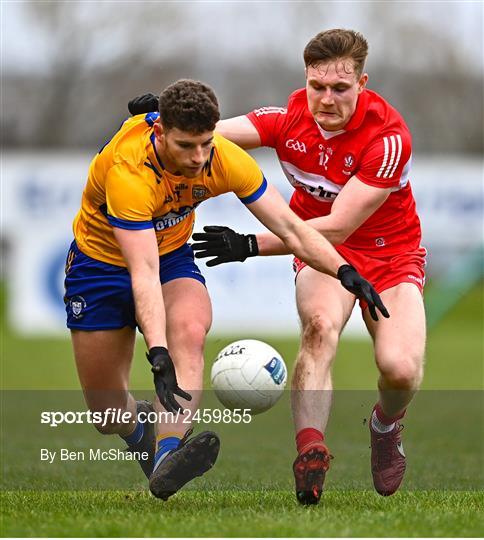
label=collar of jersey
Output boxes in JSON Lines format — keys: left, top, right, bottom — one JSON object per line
{"left": 149, "top": 132, "right": 166, "bottom": 174}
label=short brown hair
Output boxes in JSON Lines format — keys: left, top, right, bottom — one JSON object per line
{"left": 304, "top": 29, "right": 368, "bottom": 76}
{"left": 159, "top": 79, "right": 220, "bottom": 133}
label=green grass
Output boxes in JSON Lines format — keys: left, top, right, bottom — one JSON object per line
{"left": 1, "top": 490, "right": 483, "bottom": 537}
{"left": 0, "top": 282, "right": 483, "bottom": 537}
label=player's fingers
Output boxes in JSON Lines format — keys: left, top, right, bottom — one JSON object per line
{"left": 166, "top": 392, "right": 184, "bottom": 414}
{"left": 205, "top": 257, "right": 224, "bottom": 267}
{"left": 191, "top": 234, "right": 225, "bottom": 246}
{"left": 192, "top": 234, "right": 217, "bottom": 243}
{"left": 174, "top": 386, "right": 192, "bottom": 401}
{"left": 372, "top": 289, "right": 390, "bottom": 318}
{"left": 191, "top": 242, "right": 222, "bottom": 252}
{"left": 359, "top": 282, "right": 379, "bottom": 321}
{"left": 368, "top": 302, "right": 379, "bottom": 322}
{"left": 193, "top": 232, "right": 222, "bottom": 241}
{"left": 191, "top": 233, "right": 208, "bottom": 241}
{"left": 194, "top": 250, "right": 210, "bottom": 259}
{"left": 203, "top": 225, "right": 230, "bottom": 234}
{"left": 154, "top": 380, "right": 171, "bottom": 412}
{"left": 194, "top": 250, "right": 226, "bottom": 260}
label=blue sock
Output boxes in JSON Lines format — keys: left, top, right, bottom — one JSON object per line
{"left": 122, "top": 419, "right": 144, "bottom": 446}
{"left": 153, "top": 434, "right": 182, "bottom": 472}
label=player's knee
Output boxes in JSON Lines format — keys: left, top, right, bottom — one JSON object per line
{"left": 379, "top": 355, "right": 423, "bottom": 390}
{"left": 301, "top": 314, "right": 338, "bottom": 351}
{"left": 173, "top": 319, "right": 208, "bottom": 351}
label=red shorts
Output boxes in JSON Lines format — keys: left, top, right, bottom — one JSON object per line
{"left": 293, "top": 245, "right": 427, "bottom": 311}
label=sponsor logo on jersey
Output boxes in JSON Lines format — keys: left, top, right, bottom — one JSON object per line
{"left": 192, "top": 185, "right": 208, "bottom": 200}
{"left": 153, "top": 203, "right": 200, "bottom": 231}
{"left": 280, "top": 160, "right": 341, "bottom": 201}
{"left": 70, "top": 296, "right": 86, "bottom": 319}
{"left": 285, "top": 138, "right": 307, "bottom": 153}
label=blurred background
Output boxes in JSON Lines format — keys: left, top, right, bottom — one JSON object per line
{"left": 1, "top": 1, "right": 482, "bottom": 390}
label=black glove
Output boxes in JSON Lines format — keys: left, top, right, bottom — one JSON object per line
{"left": 192, "top": 226, "right": 259, "bottom": 267}
{"left": 128, "top": 93, "right": 159, "bottom": 116}
{"left": 146, "top": 346, "right": 191, "bottom": 414}
{"left": 337, "top": 264, "right": 390, "bottom": 322}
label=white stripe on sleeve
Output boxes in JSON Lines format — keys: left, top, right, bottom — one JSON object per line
{"left": 376, "top": 136, "right": 389, "bottom": 178}
{"left": 388, "top": 134, "right": 403, "bottom": 178}
{"left": 383, "top": 135, "right": 397, "bottom": 178}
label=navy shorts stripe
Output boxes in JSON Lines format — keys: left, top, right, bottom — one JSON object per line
{"left": 64, "top": 241, "right": 205, "bottom": 330}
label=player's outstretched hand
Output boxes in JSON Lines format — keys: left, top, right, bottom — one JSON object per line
{"left": 337, "top": 264, "right": 390, "bottom": 321}
{"left": 128, "top": 93, "right": 159, "bottom": 116}
{"left": 146, "top": 346, "right": 191, "bottom": 414}
{"left": 192, "top": 225, "right": 259, "bottom": 267}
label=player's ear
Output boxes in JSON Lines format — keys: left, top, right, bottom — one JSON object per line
{"left": 358, "top": 73, "right": 368, "bottom": 93}
{"left": 153, "top": 121, "right": 164, "bottom": 142}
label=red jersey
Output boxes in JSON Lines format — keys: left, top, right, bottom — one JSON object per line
{"left": 247, "top": 89, "right": 422, "bottom": 257}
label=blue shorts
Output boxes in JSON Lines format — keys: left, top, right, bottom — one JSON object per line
{"left": 64, "top": 241, "right": 205, "bottom": 330}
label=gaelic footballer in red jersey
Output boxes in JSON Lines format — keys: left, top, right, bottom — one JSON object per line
{"left": 212, "top": 29, "right": 426, "bottom": 504}
{"left": 128, "top": 29, "right": 426, "bottom": 505}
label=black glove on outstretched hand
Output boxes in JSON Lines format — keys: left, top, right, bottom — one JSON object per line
{"left": 337, "top": 264, "right": 390, "bottom": 322}
{"left": 192, "top": 226, "right": 259, "bottom": 267}
{"left": 146, "top": 346, "right": 191, "bottom": 414}
{"left": 128, "top": 93, "right": 159, "bottom": 116}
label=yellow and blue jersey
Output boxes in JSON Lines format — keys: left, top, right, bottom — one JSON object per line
{"left": 73, "top": 112, "right": 267, "bottom": 266}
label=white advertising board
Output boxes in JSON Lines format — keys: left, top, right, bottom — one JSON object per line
{"left": 2, "top": 151, "right": 482, "bottom": 336}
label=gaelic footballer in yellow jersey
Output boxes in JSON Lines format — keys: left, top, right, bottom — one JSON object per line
{"left": 73, "top": 112, "right": 266, "bottom": 266}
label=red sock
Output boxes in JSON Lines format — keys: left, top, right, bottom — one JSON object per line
{"left": 374, "top": 402, "right": 406, "bottom": 425}
{"left": 296, "top": 427, "right": 324, "bottom": 453}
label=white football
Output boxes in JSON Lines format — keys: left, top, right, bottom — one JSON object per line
{"left": 211, "top": 339, "right": 287, "bottom": 415}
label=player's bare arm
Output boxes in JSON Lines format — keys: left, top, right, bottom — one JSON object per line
{"left": 113, "top": 227, "right": 167, "bottom": 349}
{"left": 193, "top": 184, "right": 389, "bottom": 321}
{"left": 193, "top": 178, "right": 392, "bottom": 258}
{"left": 256, "top": 177, "right": 393, "bottom": 255}
{"left": 113, "top": 226, "right": 189, "bottom": 413}
{"left": 246, "top": 184, "right": 346, "bottom": 276}
{"left": 216, "top": 116, "right": 261, "bottom": 149}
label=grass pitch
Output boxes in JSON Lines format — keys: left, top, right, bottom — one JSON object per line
{"left": 1, "top": 282, "right": 483, "bottom": 537}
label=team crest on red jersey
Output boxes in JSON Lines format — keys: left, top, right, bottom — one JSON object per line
{"left": 343, "top": 153, "right": 356, "bottom": 175}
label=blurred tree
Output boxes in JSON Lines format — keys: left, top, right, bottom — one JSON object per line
{"left": 2, "top": 1, "right": 482, "bottom": 153}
